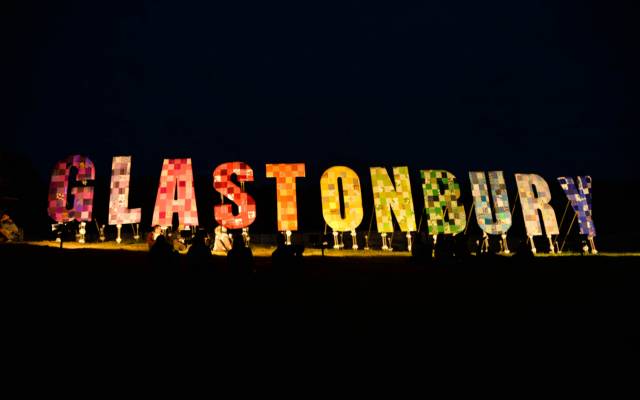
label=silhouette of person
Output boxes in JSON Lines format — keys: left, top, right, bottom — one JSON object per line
{"left": 149, "top": 235, "right": 178, "bottom": 271}
{"left": 272, "top": 233, "right": 296, "bottom": 273}
{"left": 410, "top": 232, "right": 432, "bottom": 266}
{"left": 454, "top": 234, "right": 471, "bottom": 261}
{"left": 434, "top": 234, "right": 455, "bottom": 263}
{"left": 513, "top": 239, "right": 534, "bottom": 260}
{"left": 187, "top": 231, "right": 213, "bottom": 271}
{"left": 227, "top": 231, "right": 253, "bottom": 274}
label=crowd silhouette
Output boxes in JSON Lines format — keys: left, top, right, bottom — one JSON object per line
{"left": 144, "top": 223, "right": 582, "bottom": 274}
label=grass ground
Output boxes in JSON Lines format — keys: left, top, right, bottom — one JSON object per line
{"left": 22, "top": 240, "right": 640, "bottom": 257}
{"left": 2, "top": 241, "right": 638, "bottom": 352}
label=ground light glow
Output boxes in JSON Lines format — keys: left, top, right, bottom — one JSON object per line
{"left": 20, "top": 241, "right": 639, "bottom": 258}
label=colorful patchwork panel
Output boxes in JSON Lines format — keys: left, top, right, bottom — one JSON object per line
{"left": 108, "top": 156, "right": 141, "bottom": 225}
{"left": 320, "top": 166, "right": 364, "bottom": 232}
{"left": 557, "top": 176, "right": 596, "bottom": 237}
{"left": 469, "top": 171, "right": 511, "bottom": 235}
{"left": 421, "top": 170, "right": 466, "bottom": 235}
{"left": 370, "top": 166, "right": 417, "bottom": 233}
{"left": 47, "top": 155, "right": 95, "bottom": 223}
{"left": 152, "top": 159, "right": 199, "bottom": 227}
{"left": 266, "top": 163, "right": 305, "bottom": 231}
{"left": 515, "top": 173, "right": 559, "bottom": 236}
{"left": 213, "top": 162, "right": 256, "bottom": 229}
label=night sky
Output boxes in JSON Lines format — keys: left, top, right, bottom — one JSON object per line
{"left": 2, "top": 0, "right": 639, "bottom": 240}
{"left": 4, "top": 0, "right": 638, "bottom": 179}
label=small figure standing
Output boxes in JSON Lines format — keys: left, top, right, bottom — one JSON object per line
{"left": 187, "top": 230, "right": 213, "bottom": 271}
{"left": 146, "top": 225, "right": 162, "bottom": 249}
{"left": 212, "top": 225, "right": 232, "bottom": 252}
{"left": 0, "top": 214, "right": 19, "bottom": 242}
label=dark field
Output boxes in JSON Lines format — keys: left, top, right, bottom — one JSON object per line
{"left": 3, "top": 243, "right": 639, "bottom": 354}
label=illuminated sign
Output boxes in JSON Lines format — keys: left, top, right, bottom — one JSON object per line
{"left": 48, "top": 155, "right": 95, "bottom": 223}
{"left": 47, "top": 154, "right": 597, "bottom": 252}
{"left": 108, "top": 156, "right": 141, "bottom": 226}
{"left": 152, "top": 158, "right": 199, "bottom": 228}
{"left": 557, "top": 176, "right": 595, "bottom": 238}
{"left": 421, "top": 169, "right": 466, "bottom": 236}
{"left": 213, "top": 161, "right": 256, "bottom": 229}
{"left": 320, "top": 166, "right": 364, "bottom": 232}
{"left": 469, "top": 171, "right": 511, "bottom": 235}
{"left": 266, "top": 163, "right": 305, "bottom": 232}
{"left": 370, "top": 166, "right": 416, "bottom": 233}
{"left": 515, "top": 173, "right": 560, "bottom": 253}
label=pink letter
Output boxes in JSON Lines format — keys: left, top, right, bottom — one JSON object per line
{"left": 108, "top": 156, "right": 141, "bottom": 225}
{"left": 47, "top": 155, "right": 95, "bottom": 223}
{"left": 152, "top": 159, "right": 199, "bottom": 228}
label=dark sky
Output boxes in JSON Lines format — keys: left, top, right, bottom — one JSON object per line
{"left": 3, "top": 0, "right": 638, "bottom": 181}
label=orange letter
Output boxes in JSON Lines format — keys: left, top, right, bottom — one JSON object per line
{"left": 266, "top": 163, "right": 305, "bottom": 231}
